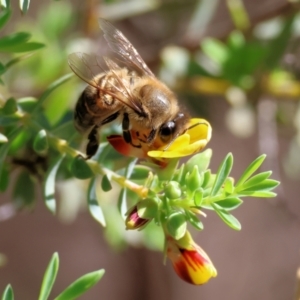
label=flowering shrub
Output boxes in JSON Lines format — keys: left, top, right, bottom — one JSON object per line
{"left": 0, "top": 0, "right": 281, "bottom": 296}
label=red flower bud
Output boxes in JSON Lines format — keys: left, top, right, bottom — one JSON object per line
{"left": 166, "top": 232, "right": 217, "bottom": 285}
{"left": 125, "top": 205, "right": 150, "bottom": 230}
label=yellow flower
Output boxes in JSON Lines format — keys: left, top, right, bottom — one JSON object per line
{"left": 148, "top": 118, "right": 211, "bottom": 158}
{"left": 166, "top": 231, "right": 217, "bottom": 285}
{"left": 107, "top": 118, "right": 211, "bottom": 162}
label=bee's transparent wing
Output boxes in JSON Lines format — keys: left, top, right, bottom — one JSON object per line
{"left": 68, "top": 52, "right": 143, "bottom": 113}
{"left": 68, "top": 52, "right": 104, "bottom": 89}
{"left": 99, "top": 19, "right": 155, "bottom": 77}
{"left": 103, "top": 56, "right": 144, "bottom": 114}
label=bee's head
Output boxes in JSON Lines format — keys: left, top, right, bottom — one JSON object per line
{"left": 158, "top": 112, "right": 189, "bottom": 145}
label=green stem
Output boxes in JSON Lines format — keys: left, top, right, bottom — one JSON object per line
{"left": 45, "top": 132, "right": 149, "bottom": 198}
{"left": 24, "top": 111, "right": 149, "bottom": 198}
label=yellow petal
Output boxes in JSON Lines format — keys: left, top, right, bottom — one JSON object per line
{"left": 148, "top": 139, "right": 208, "bottom": 158}
{"left": 187, "top": 118, "right": 212, "bottom": 144}
{"left": 167, "top": 133, "right": 190, "bottom": 150}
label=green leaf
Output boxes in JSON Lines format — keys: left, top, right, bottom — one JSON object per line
{"left": 32, "top": 73, "right": 73, "bottom": 114}
{"left": 70, "top": 156, "right": 93, "bottom": 179}
{"left": 13, "top": 171, "right": 35, "bottom": 208}
{"left": 19, "top": 0, "right": 30, "bottom": 14}
{"left": 184, "top": 148, "right": 212, "bottom": 175}
{"left": 2, "top": 98, "right": 17, "bottom": 115}
{"left": 185, "top": 210, "right": 203, "bottom": 230}
{"left": 0, "top": 9, "right": 11, "bottom": 31}
{"left": 239, "top": 171, "right": 272, "bottom": 190}
{"left": 101, "top": 174, "right": 112, "bottom": 192}
{"left": 210, "top": 153, "right": 233, "bottom": 196}
{"left": 212, "top": 204, "right": 241, "bottom": 230}
{"left": 172, "top": 163, "right": 184, "bottom": 183}
{"left": 215, "top": 197, "right": 243, "bottom": 211}
{"left": 0, "top": 32, "right": 31, "bottom": 48}
{"left": 38, "top": 253, "right": 59, "bottom": 300}
{"left": 8, "top": 129, "right": 31, "bottom": 155}
{"left": 235, "top": 154, "right": 266, "bottom": 187}
{"left": 0, "top": 133, "right": 8, "bottom": 144}
{"left": 33, "top": 130, "right": 48, "bottom": 154}
{"left": 2, "top": 284, "right": 14, "bottom": 300}
{"left": 166, "top": 211, "right": 187, "bottom": 240}
{"left": 17, "top": 97, "right": 37, "bottom": 113}
{"left": 54, "top": 269, "right": 105, "bottom": 300}
{"left": 44, "top": 155, "right": 65, "bottom": 213}
{"left": 185, "top": 165, "right": 202, "bottom": 194}
{"left": 237, "top": 191, "right": 277, "bottom": 198}
{"left": 0, "top": 42, "right": 45, "bottom": 53}
{"left": 87, "top": 178, "right": 106, "bottom": 226}
{"left": 242, "top": 179, "right": 279, "bottom": 192}
{"left": 164, "top": 181, "right": 182, "bottom": 199}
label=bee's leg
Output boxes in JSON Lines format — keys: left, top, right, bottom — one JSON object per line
{"left": 86, "top": 125, "right": 99, "bottom": 159}
{"left": 122, "top": 113, "right": 141, "bottom": 148}
{"left": 101, "top": 111, "right": 120, "bottom": 125}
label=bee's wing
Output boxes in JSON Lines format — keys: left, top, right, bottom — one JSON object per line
{"left": 68, "top": 52, "right": 144, "bottom": 114}
{"left": 99, "top": 19, "right": 155, "bottom": 77}
{"left": 68, "top": 52, "right": 105, "bottom": 89}
{"left": 103, "top": 56, "right": 144, "bottom": 115}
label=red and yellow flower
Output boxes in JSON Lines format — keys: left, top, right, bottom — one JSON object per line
{"left": 107, "top": 118, "right": 212, "bottom": 163}
{"left": 166, "top": 231, "right": 217, "bottom": 285}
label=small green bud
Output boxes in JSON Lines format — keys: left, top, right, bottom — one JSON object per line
{"left": 185, "top": 165, "right": 202, "bottom": 193}
{"left": 166, "top": 211, "right": 187, "bottom": 240}
{"left": 202, "top": 170, "right": 216, "bottom": 188}
{"left": 3, "top": 98, "right": 18, "bottom": 115}
{"left": 184, "top": 149, "right": 212, "bottom": 176}
{"left": 17, "top": 97, "right": 37, "bottom": 113}
{"left": 194, "top": 188, "right": 203, "bottom": 206}
{"left": 137, "top": 198, "right": 158, "bottom": 219}
{"left": 165, "top": 181, "right": 182, "bottom": 199}
{"left": 33, "top": 130, "right": 48, "bottom": 154}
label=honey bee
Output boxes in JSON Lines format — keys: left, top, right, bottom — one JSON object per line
{"left": 68, "top": 19, "right": 191, "bottom": 159}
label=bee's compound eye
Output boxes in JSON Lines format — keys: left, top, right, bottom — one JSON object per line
{"left": 159, "top": 121, "right": 176, "bottom": 143}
